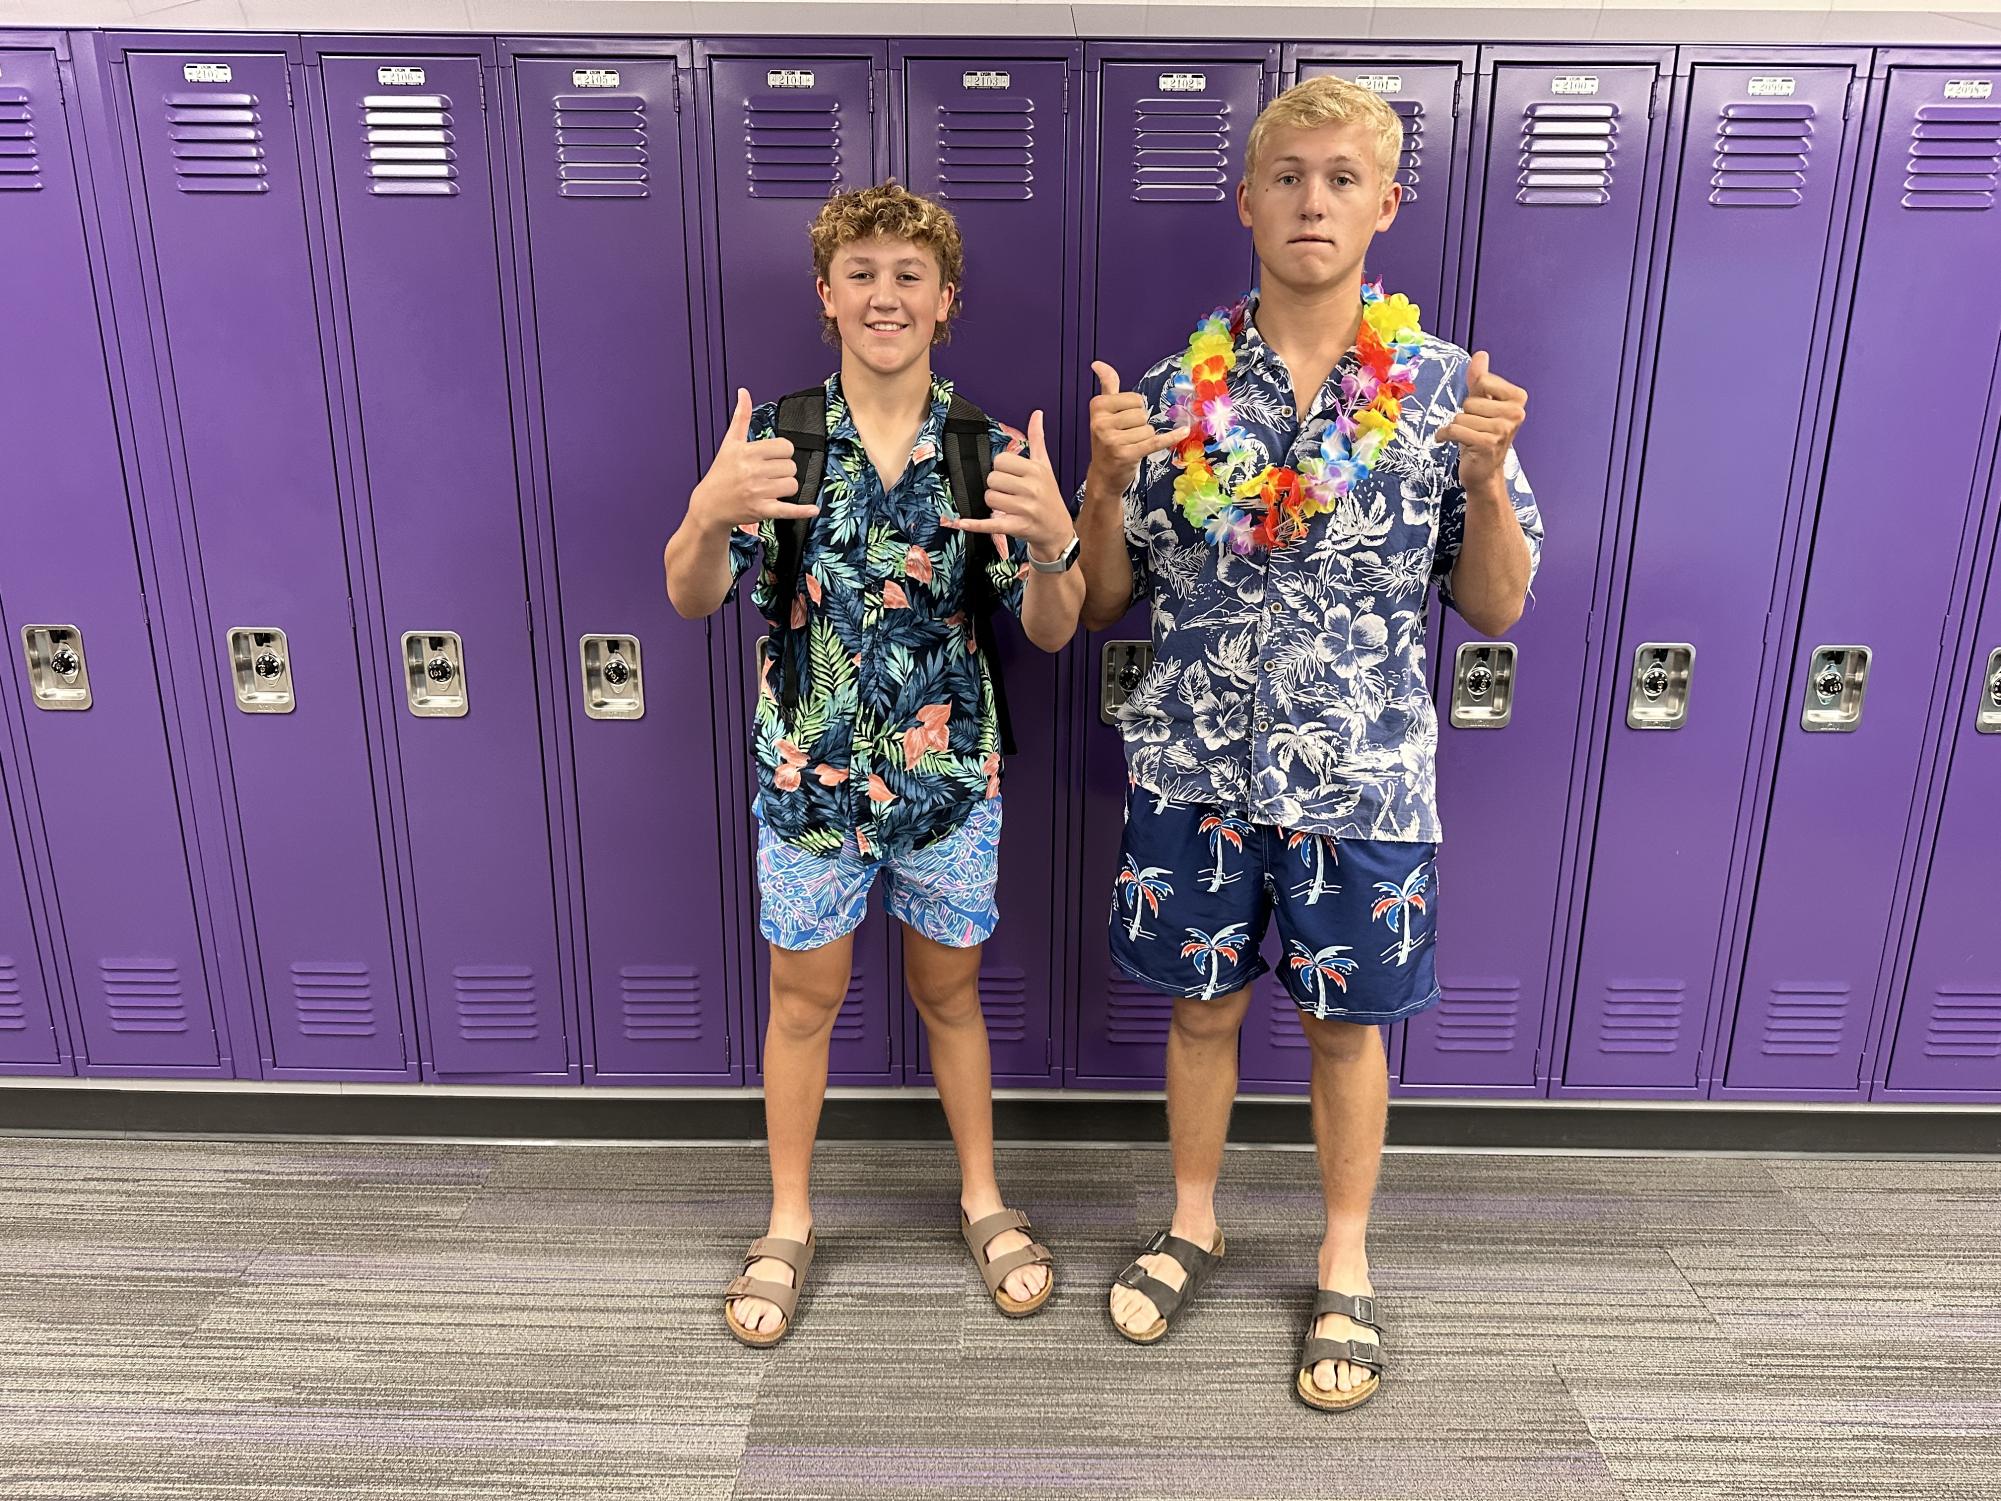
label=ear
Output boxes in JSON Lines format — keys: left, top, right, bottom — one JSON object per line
{"left": 1376, "top": 177, "right": 1403, "bottom": 234}
{"left": 1235, "top": 176, "right": 1254, "bottom": 230}
{"left": 815, "top": 276, "right": 835, "bottom": 320}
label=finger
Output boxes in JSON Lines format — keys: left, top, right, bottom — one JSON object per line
{"left": 747, "top": 436, "right": 795, "bottom": 461}
{"left": 754, "top": 501, "right": 821, "bottom": 520}
{"left": 1459, "top": 396, "right": 1525, "bottom": 422}
{"left": 988, "top": 450, "right": 1039, "bottom": 478}
{"left": 945, "top": 514, "right": 1028, "bottom": 536}
{"left": 1091, "top": 360, "right": 1123, "bottom": 398}
{"left": 1027, "top": 409, "right": 1049, "bottom": 465}
{"left": 1146, "top": 425, "right": 1193, "bottom": 454}
{"left": 726, "top": 388, "right": 753, "bottom": 443}
{"left": 1443, "top": 413, "right": 1508, "bottom": 438}
{"left": 1466, "top": 350, "right": 1490, "bottom": 391}
{"left": 1104, "top": 397, "right": 1156, "bottom": 426}
{"left": 1475, "top": 373, "right": 1527, "bottom": 404}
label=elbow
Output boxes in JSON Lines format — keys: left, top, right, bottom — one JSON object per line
{"left": 1463, "top": 602, "right": 1523, "bottom": 639}
{"left": 1080, "top": 595, "right": 1132, "bottom": 634}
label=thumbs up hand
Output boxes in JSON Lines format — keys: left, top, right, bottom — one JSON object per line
{"left": 1435, "top": 352, "right": 1529, "bottom": 494}
{"left": 690, "top": 388, "right": 820, "bottom": 533}
{"left": 1087, "top": 360, "right": 1190, "bottom": 498}
{"left": 947, "top": 409, "right": 1076, "bottom": 562}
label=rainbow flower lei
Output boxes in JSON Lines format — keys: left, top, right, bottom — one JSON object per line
{"left": 1170, "top": 278, "right": 1424, "bottom": 554}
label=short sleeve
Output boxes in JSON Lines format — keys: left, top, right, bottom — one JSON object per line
{"left": 722, "top": 401, "right": 782, "bottom": 609}
{"left": 985, "top": 417, "right": 1030, "bottom": 618}
{"left": 1433, "top": 360, "right": 1543, "bottom": 613}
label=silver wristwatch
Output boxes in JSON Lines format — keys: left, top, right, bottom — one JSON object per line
{"left": 1027, "top": 535, "right": 1081, "bottom": 574}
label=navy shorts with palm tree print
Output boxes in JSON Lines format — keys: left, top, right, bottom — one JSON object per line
{"left": 1108, "top": 788, "right": 1442, "bottom": 1023}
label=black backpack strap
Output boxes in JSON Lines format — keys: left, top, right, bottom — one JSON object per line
{"left": 940, "top": 395, "right": 1015, "bottom": 758}
{"left": 771, "top": 388, "right": 830, "bottom": 712}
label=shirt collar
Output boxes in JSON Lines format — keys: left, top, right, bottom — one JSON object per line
{"left": 824, "top": 371, "right": 955, "bottom": 464}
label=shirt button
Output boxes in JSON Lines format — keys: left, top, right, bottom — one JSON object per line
{"left": 1279, "top": 405, "right": 1294, "bottom": 419}
{"left": 1262, "top": 659, "right": 1275, "bottom": 672}
{"left": 1255, "top": 710, "right": 1271, "bottom": 730}
{"left": 1268, "top": 600, "right": 1283, "bottom": 614}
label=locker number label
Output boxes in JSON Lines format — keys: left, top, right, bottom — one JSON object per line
{"left": 1946, "top": 79, "right": 1995, "bottom": 100}
{"left": 1352, "top": 74, "right": 1404, "bottom": 95}
{"left": 183, "top": 63, "right": 233, "bottom": 83}
{"left": 1747, "top": 76, "right": 1797, "bottom": 97}
{"left": 768, "top": 69, "right": 816, "bottom": 90}
{"left": 1159, "top": 73, "right": 1208, "bottom": 93}
{"left": 572, "top": 69, "right": 622, "bottom": 89}
{"left": 1551, "top": 75, "right": 1600, "bottom": 96}
{"left": 962, "top": 71, "right": 1012, "bottom": 90}
{"left": 377, "top": 66, "right": 427, "bottom": 86}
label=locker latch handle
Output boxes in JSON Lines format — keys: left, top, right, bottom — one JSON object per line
{"left": 1627, "top": 643, "right": 1694, "bottom": 731}
{"left": 21, "top": 625, "right": 92, "bottom": 711}
{"left": 1450, "top": 641, "right": 1516, "bottom": 729}
{"left": 1801, "top": 644, "right": 1869, "bottom": 733}
{"left": 1979, "top": 647, "right": 2001, "bottom": 735}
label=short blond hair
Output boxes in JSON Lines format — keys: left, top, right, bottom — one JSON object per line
{"left": 808, "top": 180, "right": 965, "bottom": 345}
{"left": 1244, "top": 76, "right": 1403, "bottom": 187}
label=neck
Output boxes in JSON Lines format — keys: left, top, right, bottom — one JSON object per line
{"left": 1250, "top": 270, "right": 1365, "bottom": 365}
{"left": 839, "top": 351, "right": 934, "bottom": 427}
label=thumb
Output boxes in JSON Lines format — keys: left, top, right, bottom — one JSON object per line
{"left": 1091, "top": 360, "right": 1122, "bottom": 398}
{"left": 726, "top": 387, "right": 753, "bottom": 442}
{"left": 1027, "top": 409, "right": 1049, "bottom": 463}
{"left": 1465, "top": 351, "right": 1489, "bottom": 393}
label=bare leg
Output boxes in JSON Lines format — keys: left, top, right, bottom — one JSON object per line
{"left": 1302, "top": 1015, "right": 1388, "bottom": 1396}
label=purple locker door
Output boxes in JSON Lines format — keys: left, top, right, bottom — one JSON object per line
{"left": 122, "top": 49, "right": 408, "bottom": 1077}
{"left": 708, "top": 50, "right": 896, "bottom": 1083}
{"left": 1412, "top": 60, "right": 1665, "bottom": 1093}
{"left": 900, "top": 51, "right": 1075, "bottom": 1085}
{"left": 1725, "top": 63, "right": 2001, "bottom": 1098}
{"left": 0, "top": 44, "right": 220, "bottom": 1072}
{"left": 1239, "top": 55, "right": 1466, "bottom": 1093}
{"left": 1074, "top": 49, "right": 1269, "bottom": 1085}
{"left": 0, "top": 762, "right": 63, "bottom": 1069}
{"left": 1564, "top": 62, "right": 1860, "bottom": 1095}
{"left": 1883, "top": 618, "right": 2001, "bottom": 1098}
{"left": 510, "top": 54, "right": 733, "bottom": 1081}
{"left": 314, "top": 49, "right": 566, "bottom": 1079}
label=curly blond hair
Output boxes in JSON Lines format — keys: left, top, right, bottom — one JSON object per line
{"left": 1244, "top": 76, "right": 1403, "bottom": 187}
{"left": 808, "top": 180, "right": 965, "bottom": 346}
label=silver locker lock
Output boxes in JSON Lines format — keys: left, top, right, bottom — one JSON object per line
{"left": 20, "top": 625, "right": 91, "bottom": 711}
{"left": 401, "top": 630, "right": 467, "bottom": 718}
{"left": 1978, "top": 646, "right": 2001, "bottom": 735}
{"left": 1626, "top": 642, "right": 1694, "bottom": 731}
{"left": 1801, "top": 644, "right": 1869, "bottom": 732}
{"left": 1100, "top": 639, "right": 1155, "bottom": 725}
{"left": 579, "top": 633, "right": 644, "bottom": 721}
{"left": 1450, "top": 641, "right": 1516, "bottom": 729}
{"left": 226, "top": 627, "right": 296, "bottom": 714}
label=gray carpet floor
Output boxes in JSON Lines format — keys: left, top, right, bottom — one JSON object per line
{"left": 0, "top": 1133, "right": 1997, "bottom": 1499}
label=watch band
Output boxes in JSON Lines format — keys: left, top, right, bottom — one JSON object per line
{"left": 1027, "top": 535, "right": 1081, "bottom": 574}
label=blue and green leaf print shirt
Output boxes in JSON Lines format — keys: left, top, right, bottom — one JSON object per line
{"left": 1110, "top": 294, "right": 1544, "bottom": 843}
{"left": 729, "top": 373, "right": 1028, "bottom": 860}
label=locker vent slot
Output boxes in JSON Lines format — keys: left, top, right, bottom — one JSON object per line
{"left": 361, "top": 92, "right": 459, "bottom": 197}
{"left": 291, "top": 961, "right": 378, "bottom": 1037}
{"left": 1267, "top": 987, "right": 1309, "bottom": 1050}
{"left": 1388, "top": 98, "right": 1423, "bottom": 202}
{"left": 0, "top": 86, "right": 40, "bottom": 191}
{"left": 0, "top": 958, "right": 22, "bottom": 1031}
{"left": 1433, "top": 981, "right": 1521, "bottom": 1051}
{"left": 1904, "top": 102, "right": 2001, "bottom": 211}
{"left": 1131, "top": 93, "right": 1233, "bottom": 203}
{"left": 101, "top": 959, "right": 189, "bottom": 1035}
{"left": 452, "top": 964, "right": 539, "bottom": 1040}
{"left": 745, "top": 91, "right": 847, "bottom": 199}
{"left": 1759, "top": 982, "right": 1847, "bottom": 1056}
{"left": 830, "top": 972, "right": 867, "bottom": 1042}
{"left": 978, "top": 966, "right": 1029, "bottom": 1042}
{"left": 164, "top": 90, "right": 267, "bottom": 195}
{"left": 935, "top": 94, "right": 1036, "bottom": 202}
{"left": 1517, "top": 101, "right": 1618, "bottom": 206}
{"left": 1711, "top": 101, "right": 1815, "bottom": 207}
{"left": 1922, "top": 988, "right": 2001, "bottom": 1058}
{"left": 1597, "top": 980, "right": 1685, "bottom": 1053}
{"left": 552, "top": 91, "right": 648, "bottom": 200}
{"left": 1106, "top": 973, "right": 1173, "bottom": 1044}
{"left": 620, "top": 965, "right": 703, "bottom": 1041}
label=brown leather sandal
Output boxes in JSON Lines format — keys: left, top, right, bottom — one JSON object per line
{"left": 1294, "top": 1289, "right": 1386, "bottom": 1411}
{"left": 962, "top": 1208, "right": 1055, "bottom": 1317}
{"left": 1109, "top": 1227, "right": 1226, "bottom": 1344}
{"left": 722, "top": 1230, "right": 816, "bottom": 1348}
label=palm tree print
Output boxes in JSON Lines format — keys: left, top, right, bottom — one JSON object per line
{"left": 1198, "top": 814, "right": 1252, "bottom": 893}
{"left": 1371, "top": 864, "right": 1432, "bottom": 967}
{"left": 1117, "top": 856, "right": 1175, "bottom": 942}
{"left": 1287, "top": 940, "right": 1358, "bottom": 1013}
{"left": 1181, "top": 922, "right": 1250, "bottom": 1000}
{"left": 1286, "top": 829, "right": 1340, "bottom": 905}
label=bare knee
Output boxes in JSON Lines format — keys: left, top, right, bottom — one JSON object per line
{"left": 1171, "top": 990, "right": 1251, "bottom": 1046}
{"left": 768, "top": 977, "right": 847, "bottom": 1043}
{"left": 907, "top": 976, "right": 983, "bottom": 1031}
{"left": 1301, "top": 1014, "right": 1382, "bottom": 1064}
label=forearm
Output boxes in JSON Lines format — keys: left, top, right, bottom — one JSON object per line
{"left": 1445, "top": 474, "right": 1532, "bottom": 637}
{"left": 663, "top": 511, "right": 738, "bottom": 620}
{"left": 1019, "top": 562, "right": 1085, "bottom": 653}
{"left": 1077, "top": 475, "right": 1136, "bottom": 631}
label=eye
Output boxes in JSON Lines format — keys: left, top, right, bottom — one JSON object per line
{"left": 1335, "top": 174, "right": 1356, "bottom": 188}
{"left": 1277, "top": 172, "right": 1300, "bottom": 187}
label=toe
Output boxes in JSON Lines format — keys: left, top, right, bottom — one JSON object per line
{"left": 1314, "top": 1359, "right": 1338, "bottom": 1393}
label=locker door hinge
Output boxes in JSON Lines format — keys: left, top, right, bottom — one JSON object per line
{"left": 1844, "top": 80, "right": 1860, "bottom": 120}
{"left": 347, "top": 596, "right": 356, "bottom": 628}
{"left": 1695, "top": 1049, "right": 1708, "bottom": 1083}
{"left": 1532, "top": 1047, "right": 1545, "bottom": 1081}
{"left": 1649, "top": 77, "right": 1664, "bottom": 119}
{"left": 672, "top": 69, "right": 683, "bottom": 114}
{"left": 1453, "top": 73, "right": 1463, "bottom": 117}
{"left": 526, "top": 599, "right": 535, "bottom": 636}
{"left": 1063, "top": 67, "right": 1071, "bottom": 116}
{"left": 139, "top": 591, "right": 150, "bottom": 626}
{"left": 1761, "top": 610, "right": 1773, "bottom": 647}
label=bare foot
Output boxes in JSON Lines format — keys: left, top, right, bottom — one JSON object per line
{"left": 1308, "top": 1253, "right": 1380, "bottom": 1398}
{"left": 964, "top": 1196, "right": 1049, "bottom": 1304}
{"left": 727, "top": 1213, "right": 812, "bottom": 1337}
{"left": 1108, "top": 1217, "right": 1219, "bottom": 1337}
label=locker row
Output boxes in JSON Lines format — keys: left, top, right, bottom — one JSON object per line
{"left": 2, "top": 29, "right": 1999, "bottom": 1101}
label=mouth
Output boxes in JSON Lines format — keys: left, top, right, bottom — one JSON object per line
{"left": 863, "top": 319, "right": 909, "bottom": 336}
{"left": 1289, "top": 235, "right": 1336, "bottom": 247}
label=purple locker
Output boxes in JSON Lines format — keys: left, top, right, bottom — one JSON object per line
{"left": 704, "top": 46, "right": 899, "bottom": 1084}
{"left": 1562, "top": 61, "right": 1862, "bottom": 1095}
{"left": 0, "top": 759, "right": 64, "bottom": 1069}
{"left": 0, "top": 43, "right": 223, "bottom": 1072}
{"left": 1239, "top": 49, "right": 1471, "bottom": 1093}
{"left": 311, "top": 45, "right": 567, "bottom": 1079}
{"left": 898, "top": 47, "right": 1079, "bottom": 1086}
{"left": 1412, "top": 56, "right": 1668, "bottom": 1094}
{"left": 118, "top": 47, "right": 411, "bottom": 1077}
{"left": 506, "top": 50, "right": 735, "bottom": 1082}
{"left": 1072, "top": 46, "right": 1273, "bottom": 1086}
{"left": 1723, "top": 62, "right": 2001, "bottom": 1098}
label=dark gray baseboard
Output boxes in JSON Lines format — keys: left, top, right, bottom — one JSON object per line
{"left": 1, "top": 1084, "right": 1997, "bottom": 1154}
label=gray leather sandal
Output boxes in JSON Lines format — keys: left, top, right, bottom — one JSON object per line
{"left": 1109, "top": 1227, "right": 1226, "bottom": 1344}
{"left": 1294, "top": 1289, "right": 1385, "bottom": 1411}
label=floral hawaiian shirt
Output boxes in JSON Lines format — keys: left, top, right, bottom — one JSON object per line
{"left": 729, "top": 373, "right": 1028, "bottom": 859}
{"left": 1109, "top": 293, "right": 1544, "bottom": 843}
